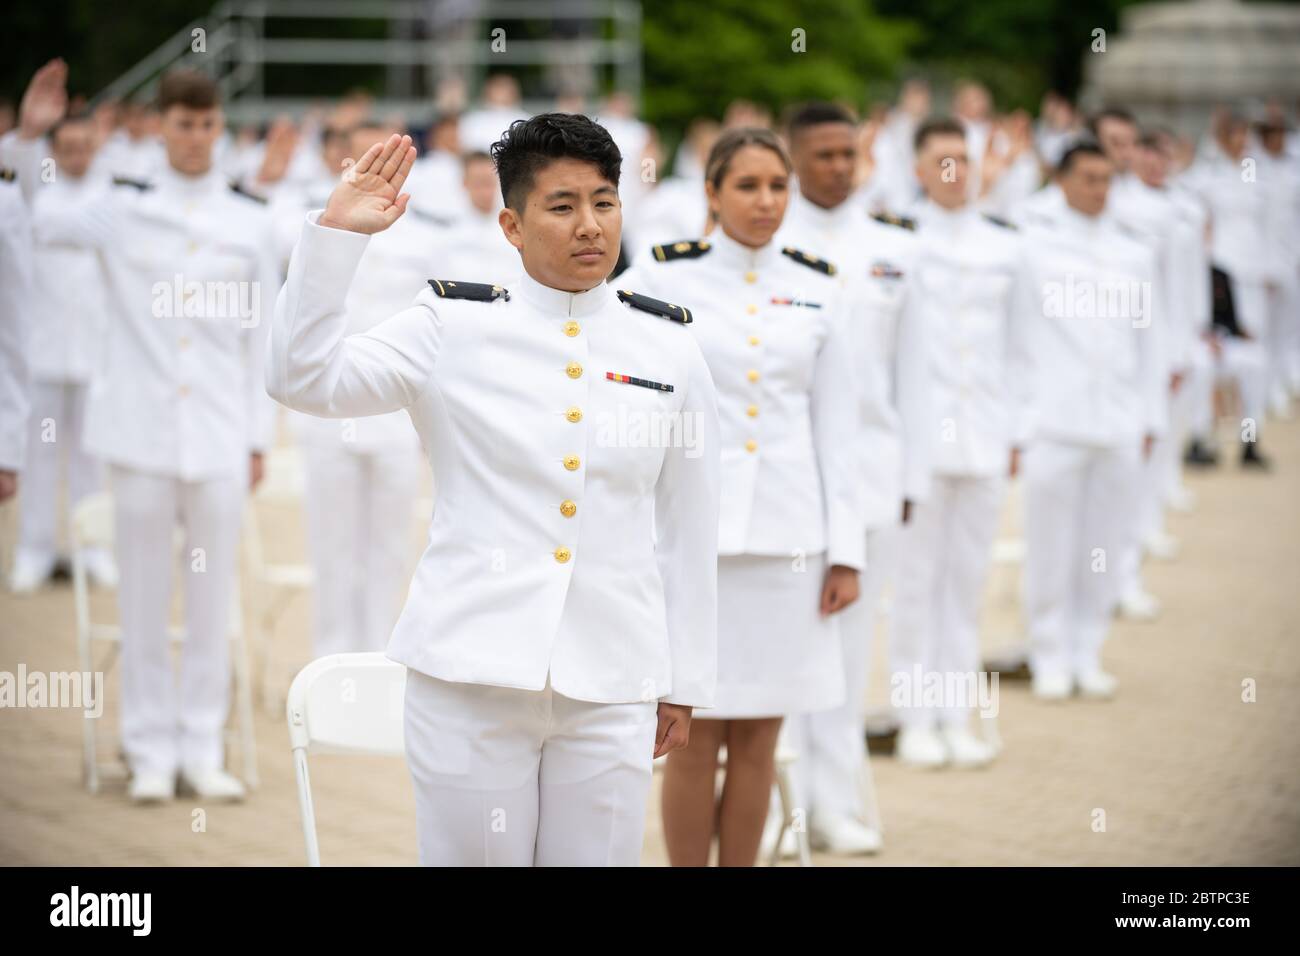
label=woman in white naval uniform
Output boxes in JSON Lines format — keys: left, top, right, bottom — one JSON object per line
{"left": 269, "top": 118, "right": 721, "bottom": 867}
{"left": 622, "top": 127, "right": 865, "bottom": 867}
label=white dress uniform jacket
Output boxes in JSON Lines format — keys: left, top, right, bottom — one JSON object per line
{"left": 620, "top": 228, "right": 866, "bottom": 570}
{"left": 779, "top": 191, "right": 931, "bottom": 526}
{"left": 269, "top": 213, "right": 721, "bottom": 707}
{"left": 1017, "top": 202, "right": 1168, "bottom": 447}
{"left": 35, "top": 164, "right": 278, "bottom": 478}
{"left": 0, "top": 172, "right": 34, "bottom": 472}
{"left": 906, "top": 199, "right": 1036, "bottom": 475}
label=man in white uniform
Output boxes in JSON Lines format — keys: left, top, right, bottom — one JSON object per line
{"left": 438, "top": 151, "right": 522, "bottom": 282}
{"left": 7, "top": 114, "right": 117, "bottom": 592}
{"left": 277, "top": 122, "right": 439, "bottom": 658}
{"left": 1016, "top": 144, "right": 1166, "bottom": 700}
{"left": 0, "top": 166, "right": 33, "bottom": 508}
{"left": 268, "top": 115, "right": 720, "bottom": 866}
{"left": 890, "top": 118, "right": 1034, "bottom": 768}
{"left": 775, "top": 102, "right": 930, "bottom": 854}
{"left": 16, "top": 64, "right": 277, "bottom": 802}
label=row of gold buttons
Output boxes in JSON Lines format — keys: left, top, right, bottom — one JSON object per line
{"left": 559, "top": 320, "right": 583, "bottom": 561}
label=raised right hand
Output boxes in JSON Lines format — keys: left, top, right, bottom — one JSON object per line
{"left": 319, "top": 133, "right": 417, "bottom": 236}
{"left": 19, "top": 58, "right": 68, "bottom": 139}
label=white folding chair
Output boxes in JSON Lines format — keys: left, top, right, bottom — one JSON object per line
{"left": 763, "top": 744, "right": 815, "bottom": 867}
{"left": 286, "top": 652, "right": 407, "bottom": 867}
{"left": 71, "top": 491, "right": 259, "bottom": 793}
{"left": 243, "top": 445, "right": 314, "bottom": 713}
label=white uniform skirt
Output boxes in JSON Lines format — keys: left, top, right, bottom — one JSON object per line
{"left": 696, "top": 552, "right": 845, "bottom": 720}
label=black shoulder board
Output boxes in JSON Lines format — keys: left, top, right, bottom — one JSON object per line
{"left": 0, "top": 167, "right": 15, "bottom": 183}
{"left": 112, "top": 176, "right": 152, "bottom": 191}
{"left": 982, "top": 213, "right": 1017, "bottom": 230}
{"left": 427, "top": 279, "right": 510, "bottom": 302}
{"left": 616, "top": 289, "right": 692, "bottom": 324}
{"left": 229, "top": 182, "right": 268, "bottom": 204}
{"left": 651, "top": 239, "right": 712, "bottom": 263}
{"left": 871, "top": 211, "right": 917, "bottom": 231}
{"left": 781, "top": 246, "right": 837, "bottom": 276}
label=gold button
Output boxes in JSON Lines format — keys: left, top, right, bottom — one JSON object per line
{"left": 179, "top": 337, "right": 191, "bottom": 349}
{"left": 746, "top": 304, "right": 758, "bottom": 315}
{"left": 563, "top": 455, "right": 581, "bottom": 471}
{"left": 187, "top": 241, "right": 197, "bottom": 253}
{"left": 560, "top": 500, "right": 577, "bottom": 518}
{"left": 746, "top": 404, "right": 758, "bottom": 417}
{"left": 745, "top": 271, "right": 757, "bottom": 284}
{"left": 566, "top": 361, "right": 583, "bottom": 379}
{"left": 178, "top": 385, "right": 190, "bottom": 398}
{"left": 565, "top": 406, "right": 583, "bottom": 423}
{"left": 746, "top": 369, "right": 760, "bottom": 383}
{"left": 748, "top": 335, "right": 760, "bottom": 346}
{"left": 563, "top": 321, "right": 581, "bottom": 337}
{"left": 554, "top": 547, "right": 572, "bottom": 563}
{"left": 745, "top": 439, "right": 758, "bottom": 453}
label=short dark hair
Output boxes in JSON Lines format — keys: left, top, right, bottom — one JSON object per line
{"left": 157, "top": 68, "right": 219, "bottom": 112}
{"left": 491, "top": 112, "right": 621, "bottom": 211}
{"left": 914, "top": 117, "right": 966, "bottom": 153}
{"left": 49, "top": 113, "right": 93, "bottom": 146}
{"left": 1057, "top": 142, "right": 1109, "bottom": 174}
{"left": 1087, "top": 107, "right": 1137, "bottom": 139}
{"left": 786, "top": 101, "right": 855, "bottom": 142}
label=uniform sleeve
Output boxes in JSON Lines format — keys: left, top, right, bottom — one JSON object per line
{"left": 894, "top": 272, "right": 933, "bottom": 504}
{"left": 1135, "top": 247, "right": 1169, "bottom": 437}
{"left": 266, "top": 211, "right": 442, "bottom": 417}
{"left": 654, "top": 335, "right": 721, "bottom": 707}
{"left": 245, "top": 213, "right": 281, "bottom": 452}
{"left": 811, "top": 294, "right": 868, "bottom": 571}
{"left": 1006, "top": 244, "right": 1039, "bottom": 447}
{"left": 32, "top": 181, "right": 123, "bottom": 250}
{"left": 0, "top": 188, "right": 34, "bottom": 471}
{"left": 0, "top": 132, "right": 46, "bottom": 205}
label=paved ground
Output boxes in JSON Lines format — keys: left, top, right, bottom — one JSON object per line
{"left": 2, "top": 419, "right": 1297, "bottom": 866}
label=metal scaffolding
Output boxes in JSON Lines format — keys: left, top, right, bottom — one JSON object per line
{"left": 92, "top": 0, "right": 643, "bottom": 125}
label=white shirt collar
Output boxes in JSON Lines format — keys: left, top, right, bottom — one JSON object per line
{"left": 156, "top": 163, "right": 225, "bottom": 197}
{"left": 709, "top": 225, "right": 780, "bottom": 274}
{"left": 789, "top": 191, "right": 855, "bottom": 233}
{"left": 516, "top": 271, "right": 612, "bottom": 318}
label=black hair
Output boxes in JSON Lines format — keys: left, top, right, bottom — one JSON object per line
{"left": 491, "top": 112, "right": 621, "bottom": 211}
{"left": 1086, "top": 107, "right": 1137, "bottom": 139}
{"left": 913, "top": 116, "right": 966, "bottom": 153}
{"left": 1057, "top": 141, "right": 1109, "bottom": 174}
{"left": 786, "top": 101, "right": 855, "bottom": 142}
{"left": 49, "top": 112, "right": 93, "bottom": 145}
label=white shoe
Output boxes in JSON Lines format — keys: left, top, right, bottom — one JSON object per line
{"left": 810, "top": 814, "right": 882, "bottom": 855}
{"left": 81, "top": 548, "right": 119, "bottom": 589}
{"left": 939, "top": 725, "right": 997, "bottom": 768}
{"left": 1268, "top": 389, "right": 1293, "bottom": 420}
{"left": 178, "top": 766, "right": 246, "bottom": 802}
{"left": 1166, "top": 486, "right": 1195, "bottom": 513}
{"left": 128, "top": 770, "right": 176, "bottom": 804}
{"left": 896, "top": 726, "right": 948, "bottom": 768}
{"left": 1076, "top": 669, "right": 1118, "bottom": 700}
{"left": 1142, "top": 530, "right": 1180, "bottom": 561}
{"left": 9, "top": 550, "right": 57, "bottom": 594}
{"left": 1032, "top": 669, "right": 1073, "bottom": 701}
{"left": 1117, "top": 588, "right": 1161, "bottom": 621}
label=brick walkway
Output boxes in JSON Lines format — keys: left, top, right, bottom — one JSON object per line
{"left": 2, "top": 421, "right": 1297, "bottom": 866}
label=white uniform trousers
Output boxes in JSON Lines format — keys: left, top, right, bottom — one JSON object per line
{"left": 890, "top": 475, "right": 1005, "bottom": 729}
{"left": 403, "top": 670, "right": 659, "bottom": 866}
{"left": 785, "top": 525, "right": 897, "bottom": 824}
{"left": 1022, "top": 440, "right": 1140, "bottom": 678}
{"left": 1119, "top": 443, "right": 1164, "bottom": 598}
{"left": 17, "top": 380, "right": 103, "bottom": 562}
{"left": 301, "top": 442, "right": 421, "bottom": 658}
{"left": 1189, "top": 338, "right": 1267, "bottom": 441}
{"left": 1163, "top": 357, "right": 1207, "bottom": 498}
{"left": 112, "top": 465, "right": 244, "bottom": 775}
